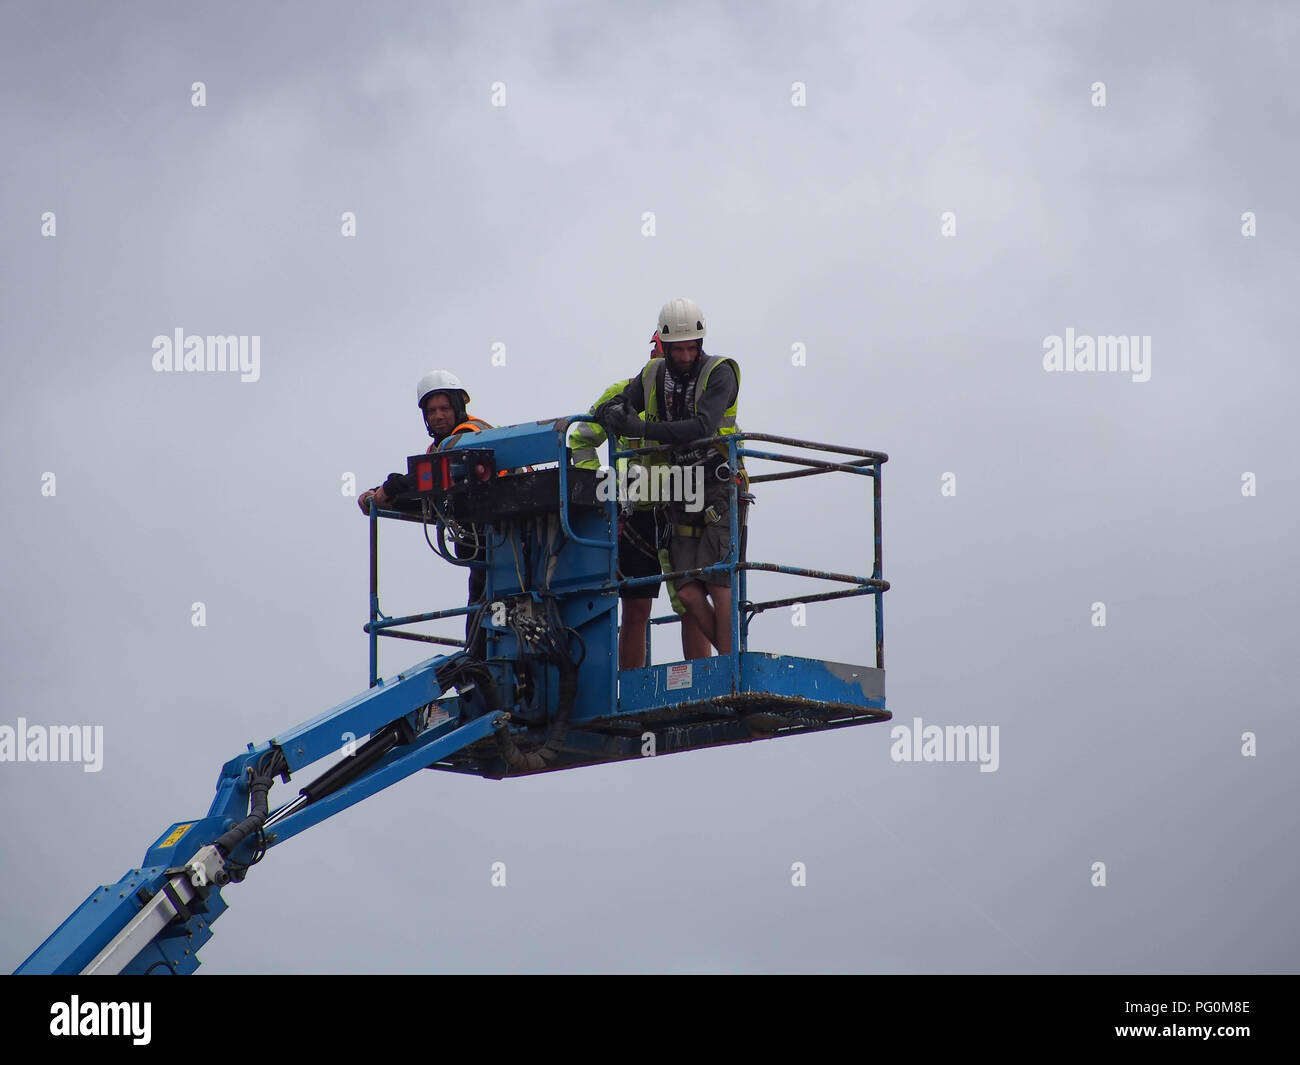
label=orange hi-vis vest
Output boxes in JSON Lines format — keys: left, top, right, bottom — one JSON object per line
{"left": 427, "top": 416, "right": 494, "bottom": 452}
{"left": 429, "top": 416, "right": 519, "bottom": 477}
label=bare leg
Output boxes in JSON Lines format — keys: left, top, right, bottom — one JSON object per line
{"left": 707, "top": 583, "right": 733, "bottom": 655}
{"left": 680, "top": 613, "right": 712, "bottom": 659}
{"left": 675, "top": 582, "right": 718, "bottom": 658}
{"left": 619, "top": 597, "right": 653, "bottom": 670}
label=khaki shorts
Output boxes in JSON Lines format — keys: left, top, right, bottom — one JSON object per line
{"left": 669, "top": 487, "right": 745, "bottom": 589}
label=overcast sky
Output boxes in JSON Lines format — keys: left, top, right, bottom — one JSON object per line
{"left": 2, "top": 0, "right": 1296, "bottom": 974}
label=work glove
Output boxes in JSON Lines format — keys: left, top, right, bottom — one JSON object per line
{"left": 382, "top": 472, "right": 413, "bottom": 498}
{"left": 605, "top": 407, "right": 643, "bottom": 439}
{"left": 593, "top": 397, "right": 629, "bottom": 435}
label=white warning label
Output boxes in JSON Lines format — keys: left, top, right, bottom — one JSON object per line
{"left": 666, "top": 663, "right": 693, "bottom": 691}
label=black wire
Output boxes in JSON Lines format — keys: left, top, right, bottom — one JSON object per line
{"left": 224, "top": 826, "right": 268, "bottom": 882}
{"left": 542, "top": 595, "right": 574, "bottom": 667}
{"left": 250, "top": 827, "right": 267, "bottom": 865}
{"left": 431, "top": 492, "right": 482, "bottom": 549}
{"left": 424, "top": 515, "right": 453, "bottom": 560}
{"left": 510, "top": 622, "right": 529, "bottom": 670}
{"left": 564, "top": 626, "right": 587, "bottom": 666}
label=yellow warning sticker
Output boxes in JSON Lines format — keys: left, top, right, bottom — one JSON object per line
{"left": 158, "top": 823, "right": 193, "bottom": 848}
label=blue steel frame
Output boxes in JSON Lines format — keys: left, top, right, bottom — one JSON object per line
{"left": 611, "top": 431, "right": 889, "bottom": 676}
{"left": 363, "top": 418, "right": 622, "bottom": 687}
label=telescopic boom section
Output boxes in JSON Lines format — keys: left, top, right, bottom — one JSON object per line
{"left": 17, "top": 652, "right": 504, "bottom": 974}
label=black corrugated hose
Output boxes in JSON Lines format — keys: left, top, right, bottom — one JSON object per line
{"left": 213, "top": 748, "right": 286, "bottom": 857}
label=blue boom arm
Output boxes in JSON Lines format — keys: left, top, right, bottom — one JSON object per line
{"left": 17, "top": 652, "right": 505, "bottom": 975}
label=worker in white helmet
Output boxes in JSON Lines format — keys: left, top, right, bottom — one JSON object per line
{"left": 595, "top": 299, "right": 747, "bottom": 658}
{"left": 358, "top": 370, "right": 493, "bottom": 658}
{"left": 570, "top": 332, "right": 712, "bottom": 666}
{"left": 357, "top": 370, "right": 491, "bottom": 512}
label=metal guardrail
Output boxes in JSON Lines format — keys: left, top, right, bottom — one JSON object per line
{"left": 613, "top": 430, "right": 888, "bottom": 674}
{"left": 359, "top": 421, "right": 887, "bottom": 685}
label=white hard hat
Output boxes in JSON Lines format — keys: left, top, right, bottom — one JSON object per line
{"left": 657, "top": 298, "right": 706, "bottom": 343}
{"left": 416, "top": 370, "right": 469, "bottom": 408}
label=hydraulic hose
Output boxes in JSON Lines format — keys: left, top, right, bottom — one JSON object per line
{"left": 443, "top": 584, "right": 579, "bottom": 773}
{"left": 493, "top": 653, "right": 578, "bottom": 772}
{"left": 213, "top": 749, "right": 285, "bottom": 857}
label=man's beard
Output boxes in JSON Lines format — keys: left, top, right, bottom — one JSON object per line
{"left": 667, "top": 353, "right": 699, "bottom": 380}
